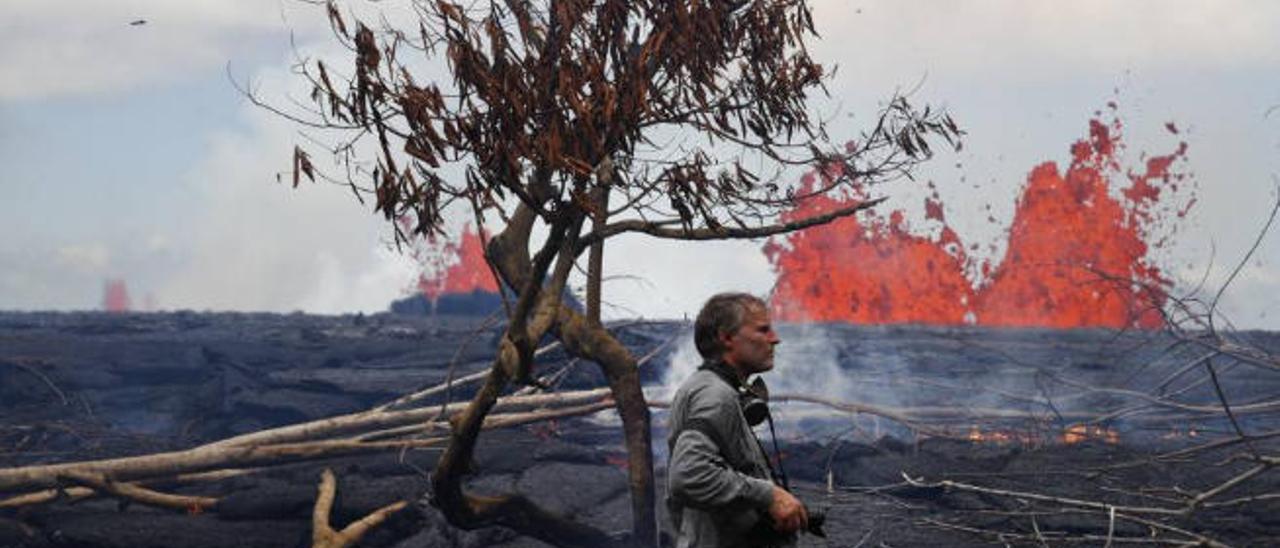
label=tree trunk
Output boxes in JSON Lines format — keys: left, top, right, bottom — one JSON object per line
{"left": 557, "top": 307, "right": 657, "bottom": 546}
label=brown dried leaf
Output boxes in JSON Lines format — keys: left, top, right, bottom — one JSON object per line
{"left": 326, "top": 1, "right": 348, "bottom": 37}
{"left": 292, "top": 146, "right": 315, "bottom": 188}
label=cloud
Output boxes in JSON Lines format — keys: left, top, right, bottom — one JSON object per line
{"left": 811, "top": 1, "right": 1280, "bottom": 79}
{"left": 55, "top": 243, "right": 110, "bottom": 274}
{"left": 1174, "top": 259, "right": 1280, "bottom": 328}
{"left": 145, "top": 233, "right": 172, "bottom": 254}
{"left": 155, "top": 113, "right": 417, "bottom": 312}
{"left": 0, "top": 0, "right": 328, "bottom": 100}
{"left": 153, "top": 35, "right": 420, "bottom": 313}
{"left": 298, "top": 247, "right": 420, "bottom": 314}
{"left": 589, "top": 235, "right": 779, "bottom": 322}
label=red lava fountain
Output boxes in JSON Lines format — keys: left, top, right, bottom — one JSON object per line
{"left": 414, "top": 225, "right": 499, "bottom": 302}
{"left": 763, "top": 169, "right": 974, "bottom": 324}
{"left": 768, "top": 114, "right": 1191, "bottom": 329}
{"left": 102, "top": 279, "right": 131, "bottom": 313}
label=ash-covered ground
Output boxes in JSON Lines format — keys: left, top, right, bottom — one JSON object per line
{"left": 2, "top": 311, "right": 1279, "bottom": 547}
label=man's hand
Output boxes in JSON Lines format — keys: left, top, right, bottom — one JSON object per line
{"left": 767, "top": 485, "right": 808, "bottom": 533}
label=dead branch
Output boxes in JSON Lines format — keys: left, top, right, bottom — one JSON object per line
{"left": 0, "top": 398, "right": 613, "bottom": 511}
{"left": 903, "top": 468, "right": 1266, "bottom": 548}
{"left": 0, "top": 358, "right": 68, "bottom": 405}
{"left": 202, "top": 386, "right": 610, "bottom": 450}
{"left": 901, "top": 474, "right": 1184, "bottom": 516}
{"left": 0, "top": 468, "right": 254, "bottom": 509}
{"left": 0, "top": 486, "right": 96, "bottom": 508}
{"left": 1200, "top": 491, "right": 1280, "bottom": 509}
{"left": 767, "top": 394, "right": 959, "bottom": 437}
{"left": 1187, "top": 461, "right": 1274, "bottom": 511}
{"left": 0, "top": 390, "right": 617, "bottom": 497}
{"left": 905, "top": 477, "right": 1232, "bottom": 547}
{"left": 355, "top": 400, "right": 614, "bottom": 442}
{"left": 1202, "top": 356, "right": 1264, "bottom": 460}
{"left": 511, "top": 318, "right": 678, "bottom": 397}
{"left": 311, "top": 468, "right": 409, "bottom": 548}
{"left": 919, "top": 516, "right": 1216, "bottom": 547}
{"left": 0, "top": 437, "right": 448, "bottom": 493}
{"left": 373, "top": 337, "right": 565, "bottom": 413}
{"left": 58, "top": 470, "right": 218, "bottom": 513}
{"left": 576, "top": 198, "right": 888, "bottom": 250}
{"left": 373, "top": 367, "right": 491, "bottom": 413}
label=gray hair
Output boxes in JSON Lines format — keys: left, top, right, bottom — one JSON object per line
{"left": 694, "top": 292, "right": 767, "bottom": 360}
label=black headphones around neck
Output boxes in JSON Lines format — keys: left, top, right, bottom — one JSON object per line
{"left": 699, "top": 360, "right": 771, "bottom": 427}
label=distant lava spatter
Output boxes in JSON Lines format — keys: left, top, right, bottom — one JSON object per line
{"left": 415, "top": 226, "right": 499, "bottom": 302}
{"left": 102, "top": 279, "right": 132, "bottom": 313}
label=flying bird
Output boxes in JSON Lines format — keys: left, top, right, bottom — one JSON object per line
{"left": 129, "top": 19, "right": 147, "bottom": 26}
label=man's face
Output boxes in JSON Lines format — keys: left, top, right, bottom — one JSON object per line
{"left": 719, "top": 305, "right": 780, "bottom": 377}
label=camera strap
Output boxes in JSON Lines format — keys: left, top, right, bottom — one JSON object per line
{"left": 764, "top": 411, "right": 790, "bottom": 491}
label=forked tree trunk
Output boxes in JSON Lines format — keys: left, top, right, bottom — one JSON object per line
{"left": 425, "top": 199, "right": 658, "bottom": 546}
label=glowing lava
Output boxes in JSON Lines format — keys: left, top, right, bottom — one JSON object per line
{"left": 768, "top": 114, "right": 1191, "bottom": 329}
{"left": 102, "top": 279, "right": 131, "bottom": 313}
{"left": 963, "top": 424, "right": 1119, "bottom": 446}
{"left": 413, "top": 224, "right": 499, "bottom": 303}
{"left": 1061, "top": 423, "right": 1120, "bottom": 445}
{"left": 764, "top": 169, "right": 973, "bottom": 324}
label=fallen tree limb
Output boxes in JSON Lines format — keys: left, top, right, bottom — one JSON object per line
{"left": 0, "top": 468, "right": 255, "bottom": 509}
{"left": 902, "top": 468, "right": 1270, "bottom": 544}
{"left": 0, "top": 396, "right": 614, "bottom": 498}
{"left": 0, "top": 485, "right": 96, "bottom": 508}
{"left": 768, "top": 394, "right": 951, "bottom": 437}
{"left": 0, "top": 437, "right": 448, "bottom": 492}
{"left": 373, "top": 367, "right": 494, "bottom": 413}
{"left": 372, "top": 340, "right": 568, "bottom": 413}
{"left": 59, "top": 470, "right": 218, "bottom": 513}
{"left": 203, "top": 387, "right": 610, "bottom": 450}
{"left": 905, "top": 476, "right": 1232, "bottom": 547}
{"left": 1188, "top": 462, "right": 1273, "bottom": 510}
{"left": 311, "top": 468, "right": 408, "bottom": 548}
{"left": 0, "top": 358, "right": 68, "bottom": 406}
{"left": 374, "top": 319, "right": 657, "bottom": 413}
{"left": 919, "top": 516, "right": 1221, "bottom": 547}
{"left": 902, "top": 473, "right": 1183, "bottom": 515}
{"left": 356, "top": 400, "right": 614, "bottom": 442}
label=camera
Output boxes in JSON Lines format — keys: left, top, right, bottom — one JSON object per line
{"left": 753, "top": 504, "right": 827, "bottom": 544}
{"left": 806, "top": 507, "right": 827, "bottom": 537}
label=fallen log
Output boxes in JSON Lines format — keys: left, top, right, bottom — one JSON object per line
{"left": 0, "top": 469, "right": 254, "bottom": 509}
{"left": 59, "top": 470, "right": 219, "bottom": 513}
{"left": 0, "top": 399, "right": 611, "bottom": 501}
{"left": 202, "top": 388, "right": 610, "bottom": 449}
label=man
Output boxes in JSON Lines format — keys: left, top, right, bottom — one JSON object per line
{"left": 666, "top": 293, "right": 808, "bottom": 547}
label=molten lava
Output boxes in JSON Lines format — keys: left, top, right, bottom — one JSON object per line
{"left": 414, "top": 225, "right": 500, "bottom": 303}
{"left": 102, "top": 279, "right": 131, "bottom": 313}
{"left": 973, "top": 119, "right": 1185, "bottom": 328}
{"left": 1061, "top": 423, "right": 1120, "bottom": 445}
{"left": 962, "top": 423, "right": 1119, "bottom": 447}
{"left": 769, "top": 114, "right": 1191, "bottom": 329}
{"left": 764, "top": 170, "right": 974, "bottom": 324}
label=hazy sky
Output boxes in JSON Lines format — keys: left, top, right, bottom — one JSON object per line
{"left": 2, "top": 1, "right": 1277, "bottom": 330}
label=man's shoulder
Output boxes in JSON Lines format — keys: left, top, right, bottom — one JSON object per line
{"left": 675, "top": 368, "right": 737, "bottom": 401}
{"left": 673, "top": 369, "right": 740, "bottom": 422}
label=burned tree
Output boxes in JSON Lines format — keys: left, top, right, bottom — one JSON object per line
{"left": 287, "top": 0, "right": 958, "bottom": 545}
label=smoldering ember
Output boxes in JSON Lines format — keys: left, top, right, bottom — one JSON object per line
{"left": 1, "top": 306, "right": 1278, "bottom": 547}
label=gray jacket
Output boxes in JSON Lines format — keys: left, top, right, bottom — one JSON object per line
{"left": 666, "top": 366, "right": 784, "bottom": 548}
